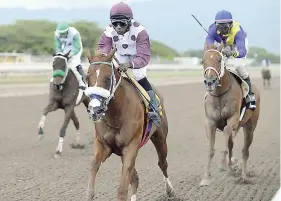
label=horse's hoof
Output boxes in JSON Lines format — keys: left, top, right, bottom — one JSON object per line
{"left": 130, "top": 194, "right": 137, "bottom": 201}
{"left": 37, "top": 134, "right": 44, "bottom": 141}
{"left": 38, "top": 127, "right": 44, "bottom": 135}
{"left": 164, "top": 177, "right": 175, "bottom": 198}
{"left": 218, "top": 161, "right": 227, "bottom": 172}
{"left": 230, "top": 157, "right": 238, "bottom": 164}
{"left": 86, "top": 191, "right": 95, "bottom": 201}
{"left": 167, "top": 188, "right": 176, "bottom": 198}
{"left": 53, "top": 151, "right": 62, "bottom": 159}
{"left": 219, "top": 166, "right": 227, "bottom": 172}
{"left": 200, "top": 178, "right": 211, "bottom": 186}
{"left": 70, "top": 143, "right": 85, "bottom": 149}
{"left": 241, "top": 173, "right": 248, "bottom": 181}
{"left": 165, "top": 183, "right": 175, "bottom": 197}
{"left": 236, "top": 175, "right": 252, "bottom": 184}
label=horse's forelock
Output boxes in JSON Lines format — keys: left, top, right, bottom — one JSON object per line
{"left": 53, "top": 56, "right": 67, "bottom": 70}
{"left": 94, "top": 48, "right": 105, "bottom": 57}
{"left": 205, "top": 44, "right": 218, "bottom": 51}
{"left": 89, "top": 49, "right": 108, "bottom": 63}
{"left": 203, "top": 48, "right": 222, "bottom": 73}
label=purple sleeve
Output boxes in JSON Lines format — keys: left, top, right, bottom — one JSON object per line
{"left": 97, "top": 33, "right": 112, "bottom": 54}
{"left": 132, "top": 29, "right": 151, "bottom": 69}
{"left": 234, "top": 30, "right": 247, "bottom": 58}
{"left": 205, "top": 24, "right": 217, "bottom": 45}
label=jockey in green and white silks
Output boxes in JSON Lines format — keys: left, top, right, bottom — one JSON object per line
{"left": 54, "top": 22, "right": 86, "bottom": 89}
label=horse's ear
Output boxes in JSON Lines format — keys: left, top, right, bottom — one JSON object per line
{"left": 106, "top": 47, "right": 116, "bottom": 61}
{"left": 87, "top": 49, "right": 92, "bottom": 63}
{"left": 65, "top": 50, "right": 71, "bottom": 58}
{"left": 204, "top": 43, "right": 210, "bottom": 52}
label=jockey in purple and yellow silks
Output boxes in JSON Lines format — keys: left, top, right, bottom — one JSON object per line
{"left": 204, "top": 10, "right": 256, "bottom": 110}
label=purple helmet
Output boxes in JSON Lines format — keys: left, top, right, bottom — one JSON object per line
{"left": 215, "top": 10, "right": 233, "bottom": 23}
{"left": 110, "top": 2, "right": 133, "bottom": 20}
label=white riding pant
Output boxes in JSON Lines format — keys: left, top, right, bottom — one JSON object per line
{"left": 67, "top": 50, "right": 84, "bottom": 83}
{"left": 226, "top": 38, "right": 249, "bottom": 79}
{"left": 132, "top": 66, "right": 147, "bottom": 81}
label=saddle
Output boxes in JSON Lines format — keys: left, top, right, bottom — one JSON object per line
{"left": 122, "top": 73, "right": 163, "bottom": 148}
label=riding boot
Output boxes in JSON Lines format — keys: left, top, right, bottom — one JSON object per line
{"left": 76, "top": 65, "right": 87, "bottom": 89}
{"left": 147, "top": 90, "right": 162, "bottom": 125}
{"left": 243, "top": 76, "right": 256, "bottom": 110}
{"left": 76, "top": 65, "right": 87, "bottom": 83}
{"left": 138, "top": 77, "right": 161, "bottom": 126}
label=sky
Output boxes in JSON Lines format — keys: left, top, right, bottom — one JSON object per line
{"left": 0, "top": 0, "right": 279, "bottom": 54}
{"left": 0, "top": 0, "right": 148, "bottom": 9}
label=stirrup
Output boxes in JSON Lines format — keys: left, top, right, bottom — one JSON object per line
{"left": 148, "top": 111, "right": 161, "bottom": 126}
{"left": 245, "top": 95, "right": 256, "bottom": 110}
{"left": 78, "top": 83, "right": 86, "bottom": 90}
{"left": 247, "top": 102, "right": 256, "bottom": 110}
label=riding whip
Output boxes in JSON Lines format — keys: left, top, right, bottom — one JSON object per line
{"left": 191, "top": 14, "right": 211, "bottom": 36}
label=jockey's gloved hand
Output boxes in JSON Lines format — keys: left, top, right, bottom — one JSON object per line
{"left": 222, "top": 49, "right": 238, "bottom": 58}
{"left": 118, "top": 62, "right": 133, "bottom": 72}
{"left": 222, "top": 49, "right": 232, "bottom": 57}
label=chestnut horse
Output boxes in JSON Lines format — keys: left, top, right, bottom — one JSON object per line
{"left": 85, "top": 48, "right": 175, "bottom": 201}
{"left": 200, "top": 43, "right": 260, "bottom": 186}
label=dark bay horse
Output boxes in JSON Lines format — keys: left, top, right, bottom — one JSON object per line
{"left": 84, "top": 48, "right": 175, "bottom": 201}
{"left": 37, "top": 51, "right": 90, "bottom": 158}
{"left": 261, "top": 67, "right": 271, "bottom": 87}
{"left": 200, "top": 43, "right": 260, "bottom": 186}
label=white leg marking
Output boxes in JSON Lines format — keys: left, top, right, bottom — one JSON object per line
{"left": 38, "top": 115, "right": 46, "bottom": 128}
{"left": 56, "top": 137, "right": 64, "bottom": 153}
{"left": 76, "top": 130, "right": 80, "bottom": 144}
{"left": 130, "top": 194, "right": 136, "bottom": 201}
{"left": 164, "top": 177, "right": 175, "bottom": 197}
{"left": 164, "top": 177, "right": 173, "bottom": 189}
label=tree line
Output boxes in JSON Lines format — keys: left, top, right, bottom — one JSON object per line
{"left": 0, "top": 20, "right": 279, "bottom": 63}
{"left": 0, "top": 20, "right": 179, "bottom": 59}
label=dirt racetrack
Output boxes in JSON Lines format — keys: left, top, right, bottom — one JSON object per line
{"left": 0, "top": 77, "right": 279, "bottom": 201}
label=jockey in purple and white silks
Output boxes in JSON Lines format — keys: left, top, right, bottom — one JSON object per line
{"left": 97, "top": 2, "right": 161, "bottom": 125}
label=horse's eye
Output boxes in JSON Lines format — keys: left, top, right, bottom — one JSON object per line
{"left": 105, "top": 76, "right": 111, "bottom": 83}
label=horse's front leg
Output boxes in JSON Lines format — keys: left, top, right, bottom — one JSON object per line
{"left": 54, "top": 104, "right": 74, "bottom": 158}
{"left": 86, "top": 137, "right": 111, "bottom": 201}
{"left": 200, "top": 119, "right": 216, "bottom": 186}
{"left": 37, "top": 101, "right": 58, "bottom": 140}
{"left": 220, "top": 114, "right": 239, "bottom": 172}
{"left": 117, "top": 139, "right": 139, "bottom": 201}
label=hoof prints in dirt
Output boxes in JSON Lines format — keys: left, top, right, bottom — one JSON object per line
{"left": 155, "top": 195, "right": 184, "bottom": 201}
{"left": 0, "top": 78, "right": 279, "bottom": 201}
{"left": 69, "top": 143, "right": 86, "bottom": 149}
